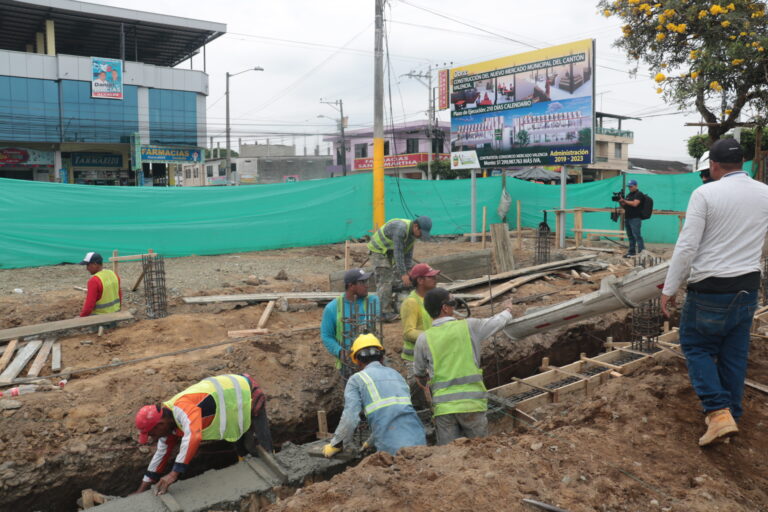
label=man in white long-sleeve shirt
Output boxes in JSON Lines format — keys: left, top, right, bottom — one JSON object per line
{"left": 414, "top": 288, "right": 513, "bottom": 445}
{"left": 661, "top": 138, "right": 768, "bottom": 447}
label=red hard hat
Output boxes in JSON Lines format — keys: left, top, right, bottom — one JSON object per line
{"left": 135, "top": 404, "right": 162, "bottom": 444}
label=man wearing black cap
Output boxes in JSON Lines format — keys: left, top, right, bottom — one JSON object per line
{"left": 367, "top": 216, "right": 432, "bottom": 321}
{"left": 618, "top": 179, "right": 646, "bottom": 257}
{"left": 320, "top": 268, "right": 381, "bottom": 378}
{"left": 661, "top": 138, "right": 768, "bottom": 447}
{"left": 79, "top": 251, "right": 122, "bottom": 317}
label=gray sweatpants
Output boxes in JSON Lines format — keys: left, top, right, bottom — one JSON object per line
{"left": 370, "top": 251, "right": 396, "bottom": 314}
{"left": 434, "top": 411, "right": 488, "bottom": 445}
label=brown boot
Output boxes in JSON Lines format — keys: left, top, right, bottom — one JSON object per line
{"left": 698, "top": 409, "right": 738, "bottom": 447}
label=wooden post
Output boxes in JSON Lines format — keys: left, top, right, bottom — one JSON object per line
{"left": 481, "top": 207, "right": 487, "bottom": 249}
{"left": 257, "top": 300, "right": 276, "bottom": 330}
{"left": 574, "top": 209, "right": 583, "bottom": 247}
{"left": 605, "top": 336, "right": 614, "bottom": 351}
{"left": 317, "top": 410, "right": 329, "bottom": 439}
{"left": 344, "top": 241, "right": 351, "bottom": 270}
{"left": 539, "top": 356, "right": 550, "bottom": 372}
{"left": 516, "top": 200, "right": 522, "bottom": 249}
{"left": 112, "top": 249, "right": 119, "bottom": 275}
{"left": 0, "top": 339, "right": 17, "bottom": 373}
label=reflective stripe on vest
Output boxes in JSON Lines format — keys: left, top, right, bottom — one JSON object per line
{"left": 334, "top": 295, "right": 368, "bottom": 369}
{"left": 93, "top": 270, "right": 120, "bottom": 314}
{"left": 357, "top": 370, "right": 412, "bottom": 416}
{"left": 367, "top": 219, "right": 414, "bottom": 254}
{"left": 163, "top": 374, "right": 252, "bottom": 442}
{"left": 401, "top": 291, "right": 431, "bottom": 362}
{"left": 425, "top": 319, "right": 487, "bottom": 416}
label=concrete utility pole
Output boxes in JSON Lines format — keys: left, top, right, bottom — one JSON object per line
{"left": 226, "top": 66, "right": 263, "bottom": 185}
{"left": 320, "top": 99, "right": 347, "bottom": 176}
{"left": 402, "top": 68, "right": 434, "bottom": 180}
{"left": 373, "top": 0, "right": 385, "bottom": 229}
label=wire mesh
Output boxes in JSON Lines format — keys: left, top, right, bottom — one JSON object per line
{"left": 630, "top": 255, "right": 663, "bottom": 351}
{"left": 534, "top": 212, "right": 552, "bottom": 265}
{"left": 339, "top": 302, "right": 382, "bottom": 380}
{"left": 142, "top": 253, "right": 168, "bottom": 319}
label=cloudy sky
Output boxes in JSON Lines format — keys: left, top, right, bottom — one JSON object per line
{"left": 100, "top": 0, "right": 705, "bottom": 162}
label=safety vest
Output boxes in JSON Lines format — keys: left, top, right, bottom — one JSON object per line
{"left": 93, "top": 269, "right": 121, "bottom": 314}
{"left": 334, "top": 295, "right": 369, "bottom": 369}
{"left": 163, "top": 374, "right": 252, "bottom": 442}
{"left": 425, "top": 319, "right": 487, "bottom": 417}
{"left": 357, "top": 368, "right": 413, "bottom": 417}
{"left": 367, "top": 219, "right": 414, "bottom": 255}
{"left": 401, "top": 290, "right": 431, "bottom": 362}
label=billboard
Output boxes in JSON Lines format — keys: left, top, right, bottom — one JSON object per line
{"left": 353, "top": 152, "right": 448, "bottom": 171}
{"left": 140, "top": 146, "right": 202, "bottom": 163}
{"left": 91, "top": 57, "right": 123, "bottom": 99}
{"left": 450, "top": 39, "right": 594, "bottom": 168}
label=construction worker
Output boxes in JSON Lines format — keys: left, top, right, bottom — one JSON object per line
{"left": 320, "top": 268, "right": 381, "bottom": 378}
{"left": 367, "top": 216, "right": 432, "bottom": 321}
{"left": 323, "top": 334, "right": 426, "bottom": 457}
{"left": 133, "top": 373, "right": 273, "bottom": 495}
{"left": 414, "top": 287, "right": 513, "bottom": 445}
{"left": 79, "top": 251, "right": 122, "bottom": 317}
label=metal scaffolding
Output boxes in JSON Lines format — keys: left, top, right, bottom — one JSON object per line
{"left": 141, "top": 253, "right": 168, "bottom": 319}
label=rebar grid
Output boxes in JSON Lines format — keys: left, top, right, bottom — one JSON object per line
{"left": 339, "top": 305, "right": 381, "bottom": 380}
{"left": 142, "top": 253, "right": 168, "bottom": 319}
{"left": 534, "top": 217, "right": 552, "bottom": 265}
{"left": 630, "top": 255, "right": 663, "bottom": 351}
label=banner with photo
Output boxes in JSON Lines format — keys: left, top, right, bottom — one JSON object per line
{"left": 91, "top": 57, "right": 123, "bottom": 99}
{"left": 450, "top": 39, "right": 594, "bottom": 168}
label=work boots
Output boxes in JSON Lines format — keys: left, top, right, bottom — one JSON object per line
{"left": 698, "top": 408, "right": 738, "bottom": 447}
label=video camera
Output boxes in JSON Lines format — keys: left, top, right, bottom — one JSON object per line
{"left": 611, "top": 190, "right": 625, "bottom": 202}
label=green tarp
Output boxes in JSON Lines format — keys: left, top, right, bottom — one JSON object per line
{"left": 0, "top": 165, "right": 751, "bottom": 269}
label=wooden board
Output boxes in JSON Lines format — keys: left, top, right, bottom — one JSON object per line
{"left": 27, "top": 338, "right": 54, "bottom": 377}
{"left": 467, "top": 272, "right": 547, "bottom": 307}
{"left": 328, "top": 249, "right": 493, "bottom": 292}
{"left": 51, "top": 341, "right": 62, "bottom": 372}
{"left": 0, "top": 311, "right": 134, "bottom": 343}
{"left": 0, "top": 339, "right": 18, "bottom": 373}
{"left": 0, "top": 340, "right": 42, "bottom": 384}
{"left": 445, "top": 255, "right": 596, "bottom": 292}
{"left": 257, "top": 301, "right": 276, "bottom": 329}
{"left": 491, "top": 223, "right": 515, "bottom": 273}
{"left": 227, "top": 328, "right": 269, "bottom": 338}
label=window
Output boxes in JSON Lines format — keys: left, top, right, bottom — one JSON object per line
{"left": 355, "top": 143, "right": 368, "bottom": 158}
{"left": 406, "top": 138, "right": 419, "bottom": 153}
{"left": 384, "top": 140, "right": 390, "bottom": 155}
{"left": 219, "top": 165, "right": 226, "bottom": 176}
{"left": 148, "top": 89, "right": 198, "bottom": 145}
{"left": 193, "top": 168, "right": 198, "bottom": 178}
{"left": 230, "top": 163, "right": 237, "bottom": 174}
{"left": 206, "top": 165, "right": 213, "bottom": 177}
{"left": 614, "top": 143, "right": 622, "bottom": 159}
{"left": 185, "top": 169, "right": 191, "bottom": 179}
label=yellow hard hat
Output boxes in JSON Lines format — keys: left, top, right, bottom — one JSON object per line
{"left": 350, "top": 333, "right": 384, "bottom": 365}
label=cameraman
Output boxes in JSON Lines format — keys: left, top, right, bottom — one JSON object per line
{"left": 618, "top": 179, "right": 645, "bottom": 258}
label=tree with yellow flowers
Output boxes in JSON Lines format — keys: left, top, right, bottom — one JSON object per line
{"left": 599, "top": 0, "right": 768, "bottom": 143}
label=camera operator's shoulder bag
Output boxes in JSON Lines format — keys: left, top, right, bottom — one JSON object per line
{"left": 640, "top": 192, "right": 653, "bottom": 220}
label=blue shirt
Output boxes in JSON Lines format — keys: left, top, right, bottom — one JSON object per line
{"left": 320, "top": 294, "right": 381, "bottom": 358}
{"left": 331, "top": 361, "right": 426, "bottom": 455}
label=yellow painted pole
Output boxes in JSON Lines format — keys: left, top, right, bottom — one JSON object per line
{"left": 372, "top": 0, "right": 385, "bottom": 230}
{"left": 373, "top": 138, "right": 385, "bottom": 229}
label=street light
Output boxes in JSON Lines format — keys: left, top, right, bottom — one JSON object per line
{"left": 226, "top": 66, "right": 264, "bottom": 185}
{"left": 319, "top": 98, "right": 347, "bottom": 176}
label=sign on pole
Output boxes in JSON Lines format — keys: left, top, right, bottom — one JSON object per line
{"left": 450, "top": 39, "right": 595, "bottom": 168}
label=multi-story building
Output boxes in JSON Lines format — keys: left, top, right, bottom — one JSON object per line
{"left": 0, "top": 0, "right": 224, "bottom": 185}
{"left": 582, "top": 112, "right": 638, "bottom": 182}
{"left": 325, "top": 120, "right": 450, "bottom": 179}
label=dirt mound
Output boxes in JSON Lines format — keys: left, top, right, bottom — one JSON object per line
{"left": 269, "top": 357, "right": 768, "bottom": 512}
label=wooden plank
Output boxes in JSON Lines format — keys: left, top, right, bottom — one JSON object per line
{"left": 0, "top": 311, "right": 133, "bottom": 343}
{"left": 109, "top": 253, "right": 152, "bottom": 262}
{"left": 445, "top": 255, "right": 596, "bottom": 292}
{"left": 745, "top": 379, "right": 768, "bottom": 395}
{"left": 580, "top": 354, "right": 624, "bottom": 372}
{"left": 344, "top": 240, "right": 351, "bottom": 271}
{"left": 27, "top": 338, "right": 54, "bottom": 377}
{"left": 131, "top": 269, "right": 146, "bottom": 292}
{"left": 112, "top": 249, "right": 119, "bottom": 275}
{"left": 51, "top": 341, "right": 62, "bottom": 372}
{"left": 491, "top": 223, "right": 515, "bottom": 273}
{"left": 0, "top": 340, "right": 42, "bottom": 384}
{"left": 481, "top": 207, "right": 488, "bottom": 249}
{"left": 317, "top": 410, "right": 329, "bottom": 439}
{"left": 0, "top": 339, "right": 18, "bottom": 373}
{"left": 227, "top": 328, "right": 269, "bottom": 338}
{"left": 468, "top": 273, "right": 547, "bottom": 307}
{"left": 257, "top": 301, "right": 276, "bottom": 330}
{"left": 516, "top": 200, "right": 522, "bottom": 249}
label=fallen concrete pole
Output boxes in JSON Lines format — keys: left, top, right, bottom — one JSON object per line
{"left": 503, "top": 262, "right": 669, "bottom": 341}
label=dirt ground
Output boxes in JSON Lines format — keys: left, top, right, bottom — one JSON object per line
{"left": 0, "top": 239, "right": 765, "bottom": 511}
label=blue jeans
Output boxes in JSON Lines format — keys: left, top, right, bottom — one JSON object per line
{"left": 625, "top": 217, "right": 644, "bottom": 254}
{"left": 679, "top": 290, "right": 757, "bottom": 420}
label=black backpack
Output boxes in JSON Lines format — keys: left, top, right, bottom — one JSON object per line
{"left": 640, "top": 193, "right": 653, "bottom": 220}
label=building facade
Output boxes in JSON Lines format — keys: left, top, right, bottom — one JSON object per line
{"left": 204, "top": 143, "right": 333, "bottom": 185}
{"left": 0, "top": 0, "right": 224, "bottom": 185}
{"left": 582, "top": 112, "right": 638, "bottom": 182}
{"left": 325, "top": 120, "right": 450, "bottom": 179}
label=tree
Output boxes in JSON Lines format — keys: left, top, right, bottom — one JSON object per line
{"left": 417, "top": 159, "right": 471, "bottom": 179}
{"left": 515, "top": 129, "right": 530, "bottom": 147}
{"left": 687, "top": 133, "right": 709, "bottom": 159}
{"left": 599, "top": 0, "right": 768, "bottom": 142}
{"left": 578, "top": 128, "right": 592, "bottom": 147}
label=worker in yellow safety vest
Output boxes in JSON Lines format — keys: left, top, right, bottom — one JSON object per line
{"left": 366, "top": 216, "right": 432, "bottom": 322}
{"left": 79, "top": 251, "right": 122, "bottom": 317}
{"left": 414, "top": 287, "right": 513, "bottom": 445}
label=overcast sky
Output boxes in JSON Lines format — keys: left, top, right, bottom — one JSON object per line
{"left": 99, "top": 0, "right": 705, "bottom": 162}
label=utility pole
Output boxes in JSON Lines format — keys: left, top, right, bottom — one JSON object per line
{"left": 226, "top": 66, "right": 264, "bottom": 186}
{"left": 373, "top": 0, "right": 385, "bottom": 228}
{"left": 402, "top": 68, "right": 434, "bottom": 180}
{"left": 320, "top": 99, "right": 347, "bottom": 176}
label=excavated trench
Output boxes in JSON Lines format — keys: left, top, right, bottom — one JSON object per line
{"left": 6, "top": 315, "right": 632, "bottom": 512}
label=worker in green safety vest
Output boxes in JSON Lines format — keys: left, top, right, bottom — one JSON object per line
{"left": 414, "top": 287, "right": 513, "bottom": 445}
{"left": 366, "top": 216, "right": 432, "bottom": 322}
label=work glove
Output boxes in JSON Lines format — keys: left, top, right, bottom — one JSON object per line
{"left": 323, "top": 443, "right": 342, "bottom": 458}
